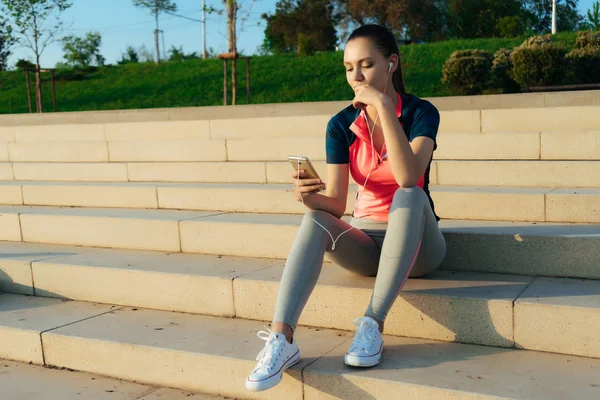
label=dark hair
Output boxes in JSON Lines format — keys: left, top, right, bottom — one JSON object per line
{"left": 347, "top": 24, "right": 406, "bottom": 95}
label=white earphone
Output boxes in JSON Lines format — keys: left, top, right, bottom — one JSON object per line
{"left": 388, "top": 62, "right": 393, "bottom": 72}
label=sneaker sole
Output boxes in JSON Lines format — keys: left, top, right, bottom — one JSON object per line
{"left": 245, "top": 351, "right": 301, "bottom": 392}
{"left": 344, "top": 352, "right": 381, "bottom": 367}
{"left": 344, "top": 343, "right": 383, "bottom": 368}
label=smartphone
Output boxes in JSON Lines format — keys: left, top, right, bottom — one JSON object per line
{"left": 288, "top": 155, "right": 321, "bottom": 180}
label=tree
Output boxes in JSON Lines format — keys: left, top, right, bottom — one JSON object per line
{"left": 444, "top": 0, "right": 527, "bottom": 39}
{"left": 168, "top": 45, "right": 199, "bottom": 61}
{"left": 587, "top": 1, "right": 600, "bottom": 30}
{"left": 15, "top": 58, "right": 35, "bottom": 69}
{"left": 132, "top": 0, "right": 177, "bottom": 64}
{"left": 61, "top": 31, "right": 104, "bottom": 68}
{"left": 1, "top": 0, "right": 72, "bottom": 112}
{"left": 334, "top": 0, "right": 528, "bottom": 41}
{"left": 401, "top": 0, "right": 448, "bottom": 42}
{"left": 0, "top": 18, "right": 14, "bottom": 71}
{"left": 524, "top": 0, "right": 585, "bottom": 33}
{"left": 334, "top": 0, "right": 406, "bottom": 35}
{"left": 261, "top": 0, "right": 338, "bottom": 55}
{"left": 118, "top": 46, "right": 139, "bottom": 65}
{"left": 204, "top": 0, "right": 256, "bottom": 54}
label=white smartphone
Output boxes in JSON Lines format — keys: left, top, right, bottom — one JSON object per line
{"left": 288, "top": 155, "right": 321, "bottom": 180}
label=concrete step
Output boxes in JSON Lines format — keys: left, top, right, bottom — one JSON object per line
{"left": 4, "top": 140, "right": 228, "bottom": 163}
{"left": 0, "top": 241, "right": 525, "bottom": 348}
{"left": 4, "top": 132, "right": 598, "bottom": 163}
{"left": 219, "top": 131, "right": 600, "bottom": 162}
{"left": 7, "top": 159, "right": 600, "bottom": 188}
{"left": 435, "top": 160, "right": 600, "bottom": 187}
{"left": 0, "top": 181, "right": 598, "bottom": 223}
{"left": 481, "top": 105, "right": 600, "bottom": 133}
{"left": 1, "top": 359, "right": 221, "bottom": 400}
{"left": 2, "top": 100, "right": 600, "bottom": 136}
{"left": 0, "top": 205, "right": 597, "bottom": 279}
{"left": 1, "top": 241, "right": 598, "bottom": 356}
{"left": 0, "top": 294, "right": 598, "bottom": 399}
{"left": 261, "top": 160, "right": 600, "bottom": 188}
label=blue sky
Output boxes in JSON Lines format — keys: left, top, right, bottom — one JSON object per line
{"left": 6, "top": 0, "right": 599, "bottom": 68}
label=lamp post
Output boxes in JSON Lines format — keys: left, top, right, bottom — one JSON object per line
{"left": 202, "top": 0, "right": 207, "bottom": 59}
{"left": 552, "top": 0, "right": 557, "bottom": 34}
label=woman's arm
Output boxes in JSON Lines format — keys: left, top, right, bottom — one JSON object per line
{"left": 376, "top": 97, "right": 435, "bottom": 187}
{"left": 294, "top": 163, "right": 349, "bottom": 219}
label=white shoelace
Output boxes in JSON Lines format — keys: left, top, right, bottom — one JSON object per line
{"left": 255, "top": 326, "right": 285, "bottom": 371}
{"left": 349, "top": 318, "right": 378, "bottom": 353}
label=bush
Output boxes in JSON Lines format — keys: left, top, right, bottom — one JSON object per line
{"left": 575, "top": 30, "right": 600, "bottom": 49}
{"left": 517, "top": 34, "right": 553, "bottom": 49}
{"left": 15, "top": 59, "right": 35, "bottom": 70}
{"left": 566, "top": 46, "right": 600, "bottom": 84}
{"left": 54, "top": 66, "right": 97, "bottom": 82}
{"left": 441, "top": 49, "right": 493, "bottom": 95}
{"left": 491, "top": 48, "right": 520, "bottom": 93}
{"left": 511, "top": 42, "right": 568, "bottom": 88}
{"left": 297, "top": 33, "right": 318, "bottom": 56}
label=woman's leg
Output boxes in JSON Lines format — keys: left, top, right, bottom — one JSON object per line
{"left": 343, "top": 187, "right": 446, "bottom": 368}
{"left": 365, "top": 186, "right": 447, "bottom": 324}
{"left": 272, "top": 209, "right": 381, "bottom": 335}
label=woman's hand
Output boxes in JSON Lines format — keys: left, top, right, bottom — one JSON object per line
{"left": 292, "top": 169, "right": 326, "bottom": 202}
{"left": 352, "top": 84, "right": 384, "bottom": 110}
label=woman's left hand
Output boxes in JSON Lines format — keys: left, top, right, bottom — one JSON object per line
{"left": 352, "top": 85, "right": 384, "bottom": 110}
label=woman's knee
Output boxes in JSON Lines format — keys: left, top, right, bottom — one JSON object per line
{"left": 392, "top": 186, "right": 427, "bottom": 203}
{"left": 389, "top": 187, "right": 428, "bottom": 215}
{"left": 304, "top": 209, "right": 337, "bottom": 224}
{"left": 299, "top": 209, "right": 339, "bottom": 241}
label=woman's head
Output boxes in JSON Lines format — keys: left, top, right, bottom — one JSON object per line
{"left": 344, "top": 24, "right": 406, "bottom": 95}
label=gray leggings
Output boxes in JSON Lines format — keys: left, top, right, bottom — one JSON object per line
{"left": 273, "top": 186, "right": 446, "bottom": 331}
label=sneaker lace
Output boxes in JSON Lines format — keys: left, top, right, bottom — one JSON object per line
{"left": 255, "top": 326, "right": 284, "bottom": 371}
{"left": 349, "top": 318, "right": 376, "bottom": 352}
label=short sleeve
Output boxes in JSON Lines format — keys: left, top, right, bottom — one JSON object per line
{"left": 410, "top": 100, "right": 440, "bottom": 150}
{"left": 325, "top": 118, "right": 350, "bottom": 164}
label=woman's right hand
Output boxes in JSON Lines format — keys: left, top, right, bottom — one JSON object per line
{"left": 292, "top": 169, "right": 326, "bottom": 202}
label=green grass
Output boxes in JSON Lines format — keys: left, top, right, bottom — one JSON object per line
{"left": 0, "top": 32, "right": 580, "bottom": 114}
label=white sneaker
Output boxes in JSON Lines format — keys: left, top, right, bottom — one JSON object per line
{"left": 245, "top": 326, "right": 300, "bottom": 392}
{"left": 344, "top": 316, "right": 383, "bottom": 367}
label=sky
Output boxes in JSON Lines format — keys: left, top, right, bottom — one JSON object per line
{"left": 5, "top": 0, "right": 599, "bottom": 69}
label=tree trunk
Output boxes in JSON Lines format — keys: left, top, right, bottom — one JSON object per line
{"left": 35, "top": 54, "right": 42, "bottom": 113}
{"left": 232, "top": 1, "right": 237, "bottom": 53}
{"left": 226, "top": 0, "right": 237, "bottom": 53}
{"left": 232, "top": 58, "right": 236, "bottom": 105}
{"left": 31, "top": 3, "right": 43, "bottom": 113}
{"left": 154, "top": 8, "right": 160, "bottom": 63}
{"left": 226, "top": 0, "right": 237, "bottom": 104}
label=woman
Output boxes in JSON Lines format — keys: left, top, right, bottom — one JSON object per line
{"left": 246, "top": 24, "right": 446, "bottom": 392}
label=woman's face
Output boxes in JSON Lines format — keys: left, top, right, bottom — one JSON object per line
{"left": 343, "top": 37, "right": 392, "bottom": 94}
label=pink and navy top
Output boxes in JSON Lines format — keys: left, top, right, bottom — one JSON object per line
{"left": 325, "top": 92, "right": 440, "bottom": 222}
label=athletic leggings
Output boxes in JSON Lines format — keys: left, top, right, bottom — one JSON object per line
{"left": 273, "top": 186, "right": 447, "bottom": 331}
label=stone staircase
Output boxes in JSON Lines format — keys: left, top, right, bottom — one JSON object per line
{"left": 0, "top": 90, "right": 599, "bottom": 399}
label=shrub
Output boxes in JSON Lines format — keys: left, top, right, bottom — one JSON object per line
{"left": 517, "top": 34, "right": 553, "bottom": 49}
{"left": 566, "top": 46, "right": 600, "bottom": 84}
{"left": 15, "top": 59, "right": 35, "bottom": 70}
{"left": 491, "top": 48, "right": 520, "bottom": 93}
{"left": 441, "top": 49, "right": 493, "bottom": 95}
{"left": 574, "top": 30, "right": 600, "bottom": 49}
{"left": 511, "top": 42, "right": 568, "bottom": 88}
